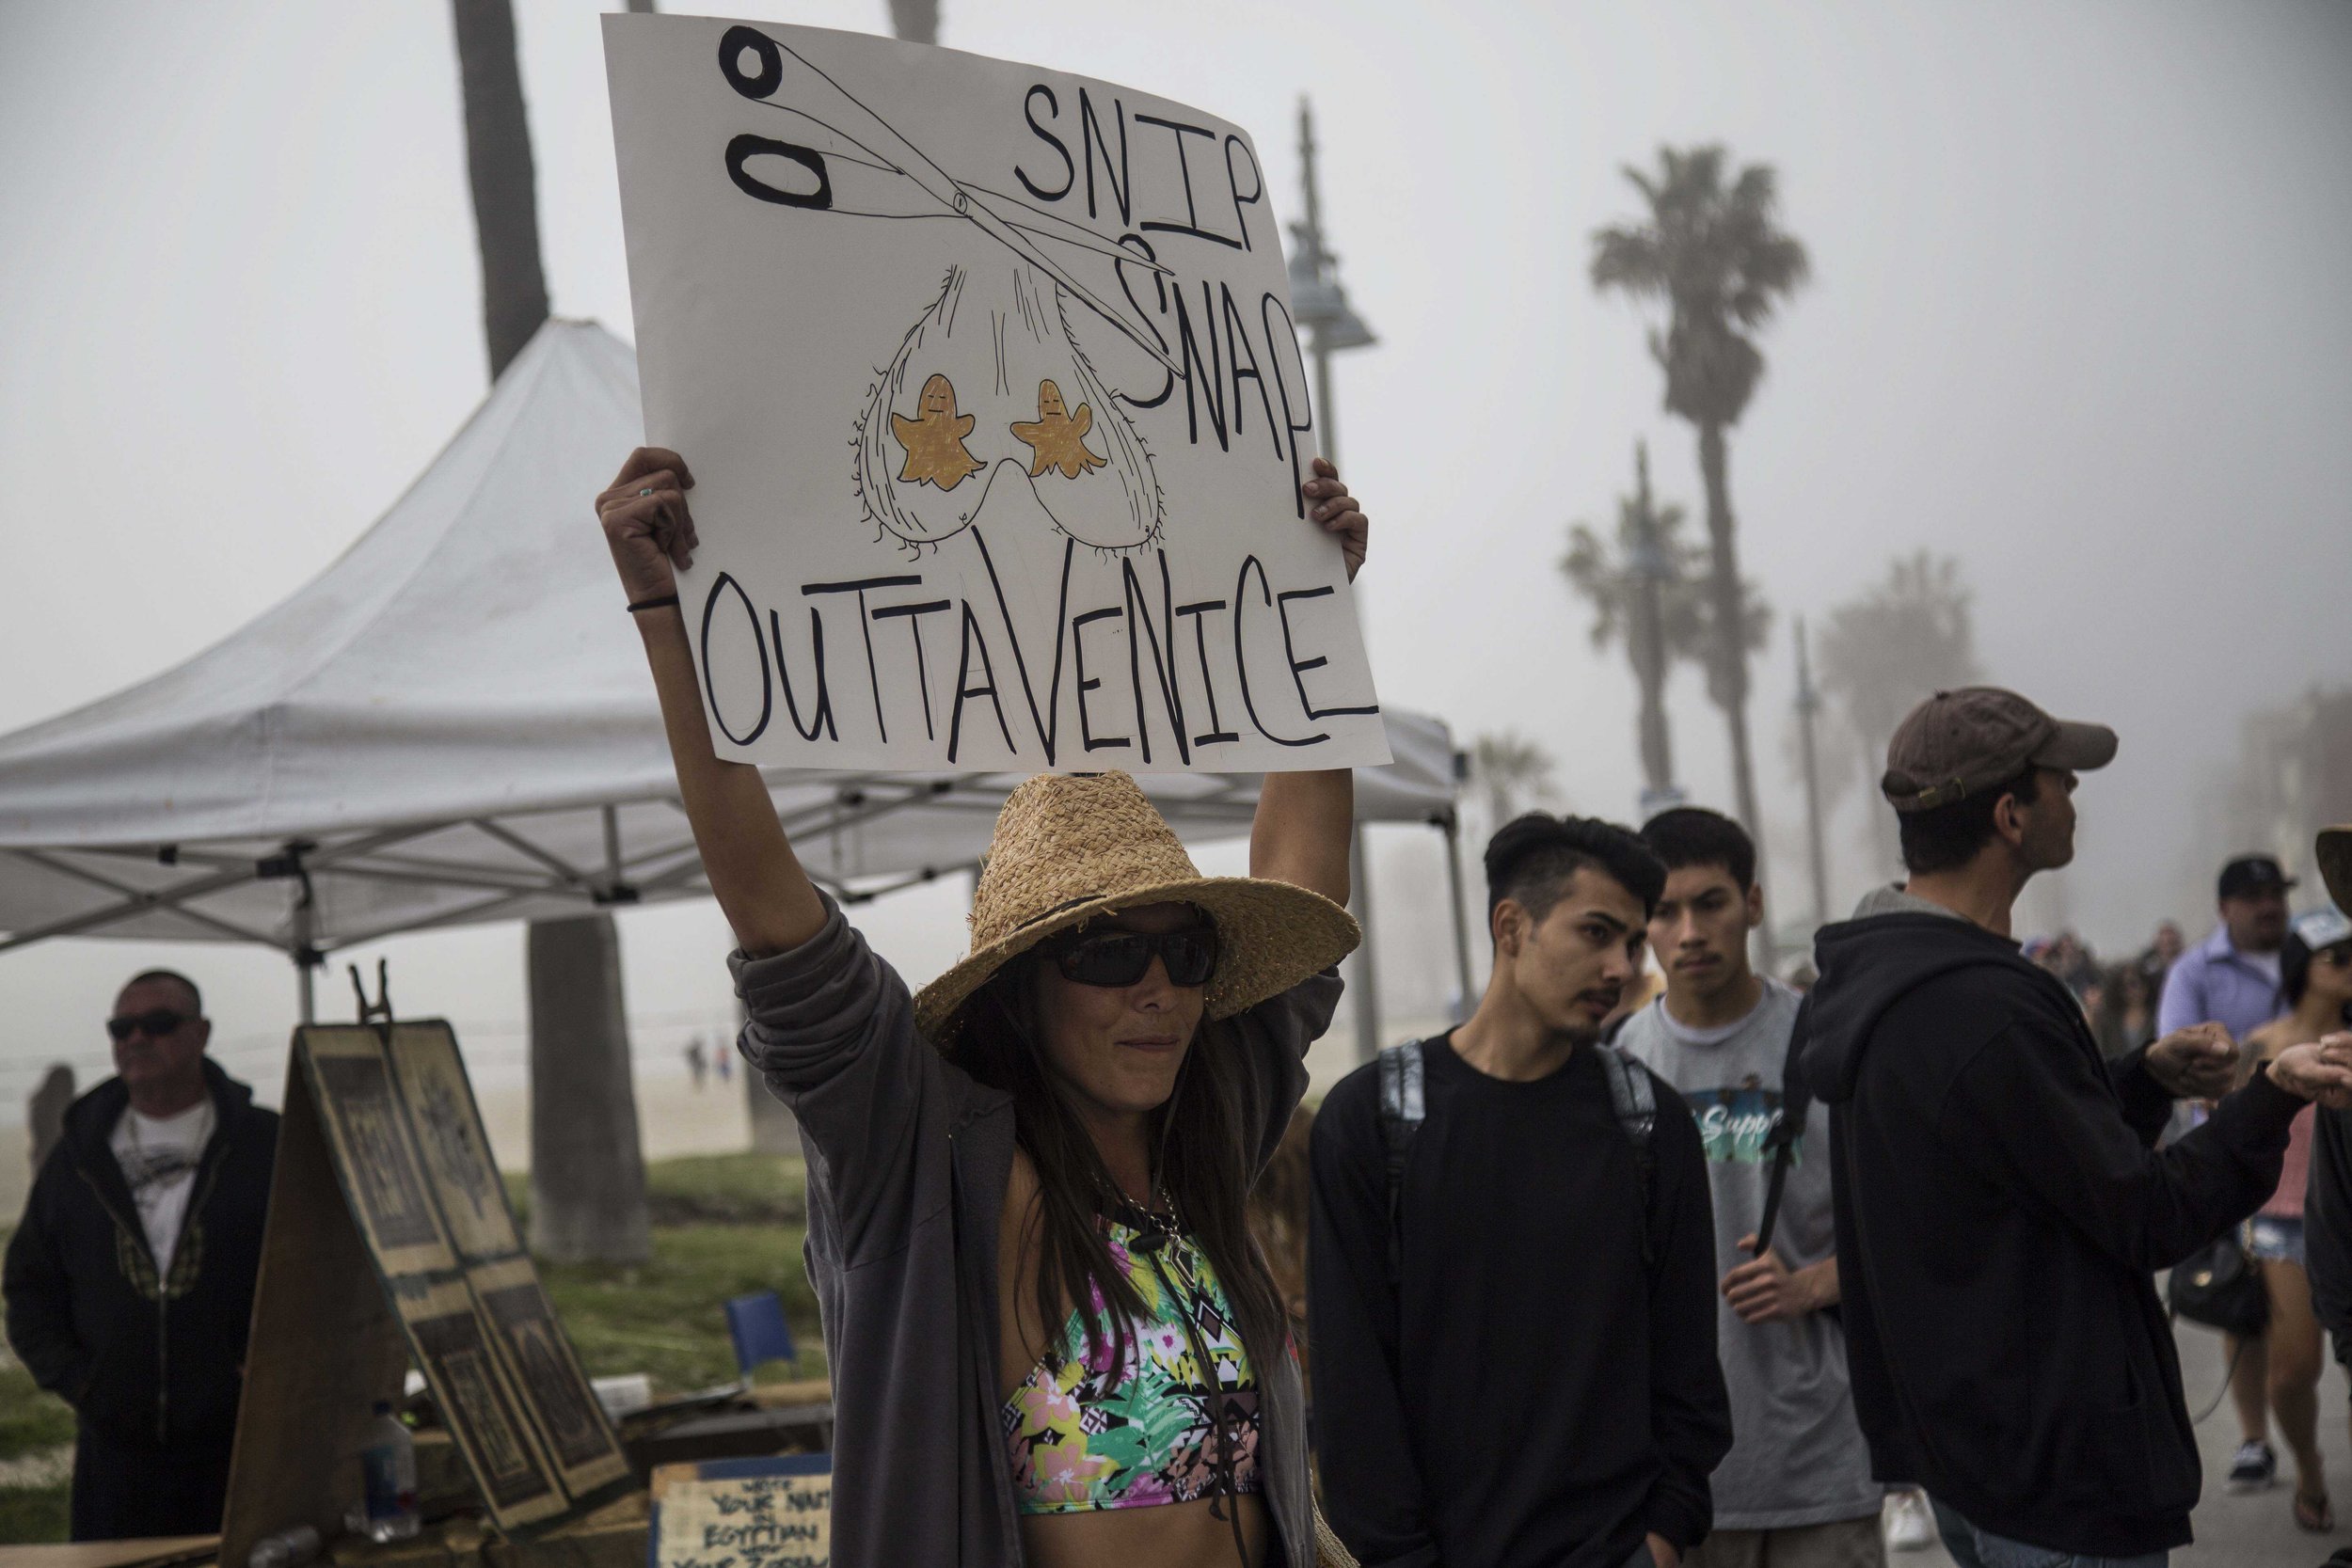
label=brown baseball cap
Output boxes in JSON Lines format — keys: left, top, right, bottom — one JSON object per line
{"left": 2322, "top": 826, "right": 2352, "bottom": 912}
{"left": 1881, "top": 687, "right": 2118, "bottom": 814}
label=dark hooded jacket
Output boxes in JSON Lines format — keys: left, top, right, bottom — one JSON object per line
{"left": 1799, "top": 901, "right": 2302, "bottom": 1558}
{"left": 2303, "top": 1105, "right": 2352, "bottom": 1366}
{"left": 4, "top": 1059, "right": 278, "bottom": 1450}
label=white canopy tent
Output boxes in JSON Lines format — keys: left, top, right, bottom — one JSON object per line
{"left": 0, "top": 321, "right": 1470, "bottom": 1022}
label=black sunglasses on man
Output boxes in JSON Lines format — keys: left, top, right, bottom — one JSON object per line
{"left": 107, "top": 1008, "right": 194, "bottom": 1043}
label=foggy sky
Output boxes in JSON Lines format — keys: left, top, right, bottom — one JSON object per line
{"left": 3, "top": 0, "right": 2348, "bottom": 1112}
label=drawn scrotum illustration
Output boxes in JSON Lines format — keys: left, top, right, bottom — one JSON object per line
{"left": 859, "top": 263, "right": 1157, "bottom": 550}
{"left": 715, "top": 24, "right": 1179, "bottom": 553}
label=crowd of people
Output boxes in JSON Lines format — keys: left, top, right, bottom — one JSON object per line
{"left": 5, "top": 446, "right": 2350, "bottom": 1568}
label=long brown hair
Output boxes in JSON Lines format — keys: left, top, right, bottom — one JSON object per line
{"left": 948, "top": 952, "right": 1290, "bottom": 1389}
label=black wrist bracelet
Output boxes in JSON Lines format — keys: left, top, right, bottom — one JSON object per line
{"left": 626, "top": 594, "right": 681, "bottom": 615}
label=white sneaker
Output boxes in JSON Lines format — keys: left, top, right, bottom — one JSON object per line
{"left": 2225, "top": 1438, "right": 2278, "bottom": 1494}
{"left": 1884, "top": 1490, "right": 1936, "bottom": 1552}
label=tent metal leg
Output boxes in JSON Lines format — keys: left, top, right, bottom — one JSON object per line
{"left": 288, "top": 846, "right": 325, "bottom": 1029}
{"left": 292, "top": 879, "right": 319, "bottom": 1024}
{"left": 1439, "top": 811, "right": 1473, "bottom": 1022}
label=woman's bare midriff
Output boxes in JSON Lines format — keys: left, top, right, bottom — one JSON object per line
{"left": 1019, "top": 1494, "right": 1267, "bottom": 1568}
{"left": 999, "top": 1151, "right": 1270, "bottom": 1567}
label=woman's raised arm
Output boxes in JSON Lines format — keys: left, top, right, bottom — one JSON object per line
{"left": 598, "top": 448, "right": 828, "bottom": 957}
{"left": 1248, "top": 458, "right": 1367, "bottom": 906}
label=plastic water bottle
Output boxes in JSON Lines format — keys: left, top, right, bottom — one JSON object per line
{"left": 247, "top": 1526, "right": 320, "bottom": 1568}
{"left": 358, "top": 1400, "right": 421, "bottom": 1542}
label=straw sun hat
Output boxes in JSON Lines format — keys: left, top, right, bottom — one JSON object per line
{"left": 912, "top": 772, "right": 1361, "bottom": 1040}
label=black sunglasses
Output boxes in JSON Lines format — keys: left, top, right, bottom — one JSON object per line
{"left": 107, "top": 1008, "right": 193, "bottom": 1043}
{"left": 1045, "top": 925, "right": 1220, "bottom": 990}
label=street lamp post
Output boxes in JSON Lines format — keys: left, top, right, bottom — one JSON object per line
{"left": 1795, "top": 616, "right": 1830, "bottom": 933}
{"left": 1286, "top": 99, "right": 1382, "bottom": 1063}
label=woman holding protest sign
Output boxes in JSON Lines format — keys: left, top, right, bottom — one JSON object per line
{"left": 596, "top": 446, "right": 1369, "bottom": 1568}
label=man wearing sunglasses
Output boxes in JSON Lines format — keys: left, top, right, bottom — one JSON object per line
{"left": 5, "top": 970, "right": 279, "bottom": 1541}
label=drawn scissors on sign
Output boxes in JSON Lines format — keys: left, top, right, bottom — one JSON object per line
{"left": 715, "top": 24, "right": 1183, "bottom": 380}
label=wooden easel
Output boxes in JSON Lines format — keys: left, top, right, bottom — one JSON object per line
{"left": 221, "top": 969, "right": 634, "bottom": 1565}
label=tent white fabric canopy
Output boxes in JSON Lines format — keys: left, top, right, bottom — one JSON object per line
{"left": 0, "top": 321, "right": 1466, "bottom": 1010}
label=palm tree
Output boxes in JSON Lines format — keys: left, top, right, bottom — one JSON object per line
{"left": 1471, "top": 731, "right": 1559, "bottom": 828}
{"left": 1591, "top": 146, "right": 1809, "bottom": 852}
{"left": 1816, "top": 551, "right": 1983, "bottom": 800}
{"left": 1560, "top": 442, "right": 1706, "bottom": 795}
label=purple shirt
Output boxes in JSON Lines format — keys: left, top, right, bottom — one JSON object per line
{"left": 2156, "top": 923, "right": 2285, "bottom": 1043}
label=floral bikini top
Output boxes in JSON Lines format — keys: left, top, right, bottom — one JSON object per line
{"left": 1000, "top": 1215, "right": 1263, "bottom": 1513}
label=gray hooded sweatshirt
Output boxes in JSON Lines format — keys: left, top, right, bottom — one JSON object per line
{"left": 732, "top": 895, "right": 1341, "bottom": 1568}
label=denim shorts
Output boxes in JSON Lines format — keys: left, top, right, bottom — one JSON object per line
{"left": 2246, "top": 1213, "right": 2306, "bottom": 1266}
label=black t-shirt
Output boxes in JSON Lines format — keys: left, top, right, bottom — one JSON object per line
{"left": 1309, "top": 1033, "right": 1730, "bottom": 1568}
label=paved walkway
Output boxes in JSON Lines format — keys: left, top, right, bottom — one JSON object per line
{"left": 2176, "top": 1314, "right": 2349, "bottom": 1568}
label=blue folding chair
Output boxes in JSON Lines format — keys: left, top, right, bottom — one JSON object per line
{"left": 725, "top": 1290, "right": 799, "bottom": 1384}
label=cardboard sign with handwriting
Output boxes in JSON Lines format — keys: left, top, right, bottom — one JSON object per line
{"left": 605, "top": 14, "right": 1385, "bottom": 774}
{"left": 649, "top": 1457, "right": 832, "bottom": 1568}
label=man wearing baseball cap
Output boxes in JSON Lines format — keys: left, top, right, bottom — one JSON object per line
{"left": 2159, "top": 853, "right": 2295, "bottom": 1047}
{"left": 2157, "top": 851, "right": 2299, "bottom": 1495}
{"left": 1796, "top": 688, "right": 2352, "bottom": 1567}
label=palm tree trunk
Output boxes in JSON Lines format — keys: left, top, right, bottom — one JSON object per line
{"left": 452, "top": 0, "right": 646, "bottom": 1263}
{"left": 528, "top": 914, "right": 651, "bottom": 1264}
{"left": 1634, "top": 634, "right": 1672, "bottom": 794}
{"left": 1698, "top": 420, "right": 1765, "bottom": 847}
{"left": 887, "top": 0, "right": 939, "bottom": 44}
{"left": 1625, "top": 567, "right": 1673, "bottom": 794}
{"left": 1631, "top": 445, "right": 1674, "bottom": 795}
{"left": 451, "top": 0, "right": 549, "bottom": 380}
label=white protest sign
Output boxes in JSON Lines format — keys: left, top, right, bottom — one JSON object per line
{"left": 604, "top": 15, "right": 1387, "bottom": 773}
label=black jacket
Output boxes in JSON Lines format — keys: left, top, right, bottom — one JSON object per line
{"left": 1310, "top": 1036, "right": 1730, "bottom": 1568}
{"left": 1799, "top": 910, "right": 2301, "bottom": 1558}
{"left": 2305, "top": 1105, "right": 2352, "bottom": 1364}
{"left": 4, "top": 1060, "right": 278, "bottom": 1449}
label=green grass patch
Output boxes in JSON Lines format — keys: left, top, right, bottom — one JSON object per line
{"left": 0, "top": 1227, "right": 76, "bottom": 1472}
{"left": 641, "top": 1153, "right": 808, "bottom": 1227}
{"left": 0, "top": 1484, "right": 71, "bottom": 1544}
{"left": 538, "top": 1221, "right": 825, "bottom": 1394}
{"left": 0, "top": 1264, "right": 74, "bottom": 1544}
{"left": 0, "top": 1358, "right": 74, "bottom": 1462}
{"left": 503, "top": 1153, "right": 806, "bottom": 1230}
{"left": 518, "top": 1157, "right": 822, "bottom": 1394}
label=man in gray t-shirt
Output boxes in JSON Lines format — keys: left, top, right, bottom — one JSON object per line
{"left": 1622, "top": 809, "right": 1884, "bottom": 1568}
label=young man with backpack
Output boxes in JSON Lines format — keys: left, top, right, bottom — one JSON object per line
{"left": 1310, "top": 815, "right": 1731, "bottom": 1568}
{"left": 1618, "top": 808, "right": 1884, "bottom": 1568}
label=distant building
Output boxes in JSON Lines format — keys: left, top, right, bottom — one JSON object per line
{"left": 2217, "top": 685, "right": 2352, "bottom": 897}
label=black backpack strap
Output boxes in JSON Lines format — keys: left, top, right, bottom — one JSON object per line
{"left": 1754, "top": 993, "right": 1816, "bottom": 1258}
{"left": 1376, "top": 1040, "right": 1426, "bottom": 1285}
{"left": 1597, "top": 1042, "right": 1659, "bottom": 1269}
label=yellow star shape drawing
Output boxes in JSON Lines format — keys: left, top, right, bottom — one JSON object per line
{"left": 890, "top": 373, "right": 984, "bottom": 490}
{"left": 1009, "top": 380, "right": 1107, "bottom": 480}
